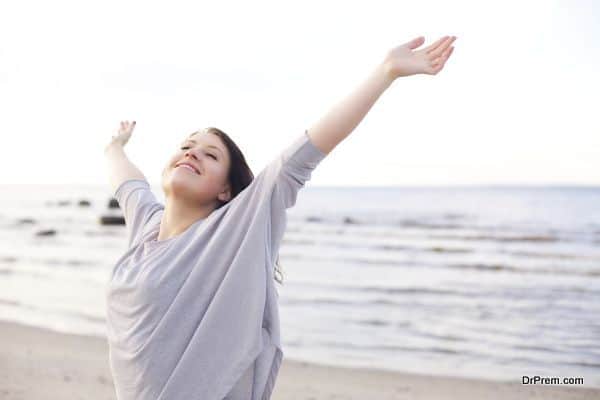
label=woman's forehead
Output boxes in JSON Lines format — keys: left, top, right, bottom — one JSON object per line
{"left": 185, "top": 131, "right": 227, "bottom": 154}
{"left": 187, "top": 131, "right": 218, "bottom": 145}
{"left": 187, "top": 129, "right": 208, "bottom": 140}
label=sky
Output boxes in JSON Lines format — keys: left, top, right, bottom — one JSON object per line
{"left": 0, "top": 0, "right": 598, "bottom": 186}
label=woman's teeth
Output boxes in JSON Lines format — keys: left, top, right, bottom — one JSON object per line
{"left": 178, "top": 165, "right": 198, "bottom": 174}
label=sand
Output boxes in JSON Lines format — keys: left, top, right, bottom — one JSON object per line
{"left": 0, "top": 320, "right": 598, "bottom": 400}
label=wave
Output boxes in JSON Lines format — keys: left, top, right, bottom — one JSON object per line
{"left": 345, "top": 318, "right": 390, "bottom": 327}
{"left": 315, "top": 340, "right": 464, "bottom": 355}
{"left": 430, "top": 233, "right": 561, "bottom": 243}
{"left": 283, "top": 238, "right": 474, "bottom": 254}
{"left": 448, "top": 262, "right": 600, "bottom": 277}
{"left": 500, "top": 250, "right": 600, "bottom": 261}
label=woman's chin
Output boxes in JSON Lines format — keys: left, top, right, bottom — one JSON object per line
{"left": 167, "top": 168, "right": 201, "bottom": 185}
{"left": 163, "top": 173, "right": 196, "bottom": 192}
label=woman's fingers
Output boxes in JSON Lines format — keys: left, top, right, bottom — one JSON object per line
{"left": 423, "top": 36, "right": 449, "bottom": 54}
{"left": 444, "top": 46, "right": 455, "bottom": 60}
{"left": 432, "top": 46, "right": 454, "bottom": 66}
{"left": 428, "top": 47, "right": 454, "bottom": 74}
{"left": 429, "top": 36, "right": 456, "bottom": 59}
{"left": 111, "top": 121, "right": 135, "bottom": 148}
{"left": 118, "top": 120, "right": 136, "bottom": 134}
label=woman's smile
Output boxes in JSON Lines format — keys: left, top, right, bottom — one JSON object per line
{"left": 177, "top": 164, "right": 199, "bottom": 174}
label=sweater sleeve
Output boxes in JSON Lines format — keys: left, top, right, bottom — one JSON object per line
{"left": 265, "top": 130, "right": 327, "bottom": 261}
{"left": 272, "top": 129, "right": 327, "bottom": 209}
{"left": 113, "top": 179, "right": 164, "bottom": 248}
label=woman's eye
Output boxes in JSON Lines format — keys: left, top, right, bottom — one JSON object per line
{"left": 179, "top": 147, "right": 217, "bottom": 160}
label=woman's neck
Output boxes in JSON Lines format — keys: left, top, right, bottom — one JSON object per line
{"left": 157, "top": 197, "right": 214, "bottom": 241}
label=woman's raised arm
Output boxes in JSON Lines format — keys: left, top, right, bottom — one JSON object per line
{"left": 307, "top": 35, "right": 456, "bottom": 155}
{"left": 104, "top": 120, "right": 147, "bottom": 195}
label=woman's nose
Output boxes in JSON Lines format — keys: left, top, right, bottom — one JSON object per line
{"left": 184, "top": 148, "right": 209, "bottom": 162}
{"left": 184, "top": 148, "right": 205, "bottom": 160}
{"left": 184, "top": 150, "right": 197, "bottom": 160}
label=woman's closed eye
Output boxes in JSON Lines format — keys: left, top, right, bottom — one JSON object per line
{"left": 180, "top": 146, "right": 217, "bottom": 160}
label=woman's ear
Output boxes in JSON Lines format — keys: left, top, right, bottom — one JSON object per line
{"left": 217, "top": 183, "right": 232, "bottom": 203}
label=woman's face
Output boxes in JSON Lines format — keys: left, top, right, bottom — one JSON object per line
{"left": 161, "top": 131, "right": 231, "bottom": 206}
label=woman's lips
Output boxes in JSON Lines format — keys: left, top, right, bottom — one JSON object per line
{"left": 175, "top": 162, "right": 201, "bottom": 175}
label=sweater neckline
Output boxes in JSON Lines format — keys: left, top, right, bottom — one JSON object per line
{"left": 148, "top": 216, "right": 207, "bottom": 246}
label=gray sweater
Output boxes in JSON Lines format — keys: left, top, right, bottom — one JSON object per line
{"left": 105, "top": 130, "right": 327, "bottom": 400}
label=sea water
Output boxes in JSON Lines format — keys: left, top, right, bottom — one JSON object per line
{"left": 0, "top": 183, "right": 598, "bottom": 386}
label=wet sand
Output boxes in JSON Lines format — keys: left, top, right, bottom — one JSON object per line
{"left": 0, "top": 320, "right": 598, "bottom": 399}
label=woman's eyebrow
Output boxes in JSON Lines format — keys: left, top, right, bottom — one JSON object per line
{"left": 183, "top": 139, "right": 224, "bottom": 155}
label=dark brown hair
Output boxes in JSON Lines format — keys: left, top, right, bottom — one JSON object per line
{"left": 193, "top": 127, "right": 285, "bottom": 285}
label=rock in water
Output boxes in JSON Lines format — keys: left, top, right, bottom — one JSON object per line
{"left": 35, "top": 229, "right": 57, "bottom": 236}
{"left": 100, "top": 215, "right": 125, "bottom": 225}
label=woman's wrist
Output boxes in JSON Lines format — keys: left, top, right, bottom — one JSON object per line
{"left": 381, "top": 61, "right": 395, "bottom": 85}
{"left": 104, "top": 140, "right": 125, "bottom": 156}
{"left": 372, "top": 61, "right": 396, "bottom": 92}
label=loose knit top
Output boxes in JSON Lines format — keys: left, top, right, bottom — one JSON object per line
{"left": 105, "top": 130, "right": 327, "bottom": 400}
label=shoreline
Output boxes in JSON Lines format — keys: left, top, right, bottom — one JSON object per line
{"left": 0, "top": 320, "right": 598, "bottom": 399}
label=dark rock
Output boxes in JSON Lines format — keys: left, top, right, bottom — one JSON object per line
{"left": 78, "top": 199, "right": 91, "bottom": 207}
{"left": 100, "top": 215, "right": 125, "bottom": 225}
{"left": 108, "top": 198, "right": 120, "bottom": 209}
{"left": 35, "top": 229, "right": 57, "bottom": 236}
{"left": 343, "top": 216, "right": 359, "bottom": 225}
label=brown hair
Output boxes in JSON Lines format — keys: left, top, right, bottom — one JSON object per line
{"left": 194, "top": 127, "right": 285, "bottom": 285}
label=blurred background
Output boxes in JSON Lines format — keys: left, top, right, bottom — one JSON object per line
{"left": 0, "top": 0, "right": 598, "bottom": 389}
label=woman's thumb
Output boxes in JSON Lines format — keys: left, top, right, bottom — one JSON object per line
{"left": 404, "top": 36, "right": 425, "bottom": 50}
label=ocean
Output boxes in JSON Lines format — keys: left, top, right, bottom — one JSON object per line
{"left": 0, "top": 183, "right": 599, "bottom": 387}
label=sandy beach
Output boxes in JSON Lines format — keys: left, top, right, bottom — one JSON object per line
{"left": 0, "top": 320, "right": 597, "bottom": 400}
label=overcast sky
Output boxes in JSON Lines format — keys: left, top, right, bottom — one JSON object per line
{"left": 0, "top": 0, "right": 598, "bottom": 186}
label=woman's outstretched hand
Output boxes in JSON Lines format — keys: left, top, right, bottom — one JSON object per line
{"left": 383, "top": 35, "right": 456, "bottom": 80}
{"left": 110, "top": 120, "right": 136, "bottom": 148}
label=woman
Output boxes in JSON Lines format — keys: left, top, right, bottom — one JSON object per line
{"left": 103, "top": 35, "right": 456, "bottom": 400}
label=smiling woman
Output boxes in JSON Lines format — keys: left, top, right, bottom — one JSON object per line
{"left": 160, "top": 127, "right": 241, "bottom": 219}
{"left": 105, "top": 123, "right": 326, "bottom": 399}
{"left": 103, "top": 34, "right": 457, "bottom": 400}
